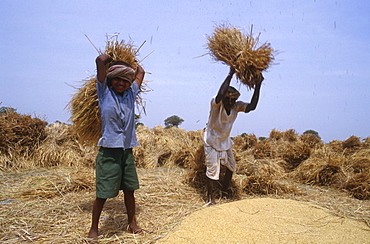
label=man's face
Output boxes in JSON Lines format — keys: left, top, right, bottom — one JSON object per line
{"left": 111, "top": 77, "right": 131, "bottom": 93}
{"left": 222, "top": 96, "right": 237, "bottom": 110}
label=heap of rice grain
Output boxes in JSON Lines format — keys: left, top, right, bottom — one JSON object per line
{"left": 207, "top": 24, "right": 275, "bottom": 89}
{"left": 68, "top": 39, "right": 144, "bottom": 145}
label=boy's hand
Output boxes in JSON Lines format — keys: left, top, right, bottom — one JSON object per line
{"left": 96, "top": 54, "right": 112, "bottom": 65}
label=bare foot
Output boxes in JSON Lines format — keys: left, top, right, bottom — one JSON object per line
{"left": 87, "top": 228, "right": 98, "bottom": 241}
{"left": 127, "top": 224, "right": 145, "bottom": 234}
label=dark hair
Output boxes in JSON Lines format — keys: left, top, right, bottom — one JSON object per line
{"left": 225, "top": 86, "right": 240, "bottom": 99}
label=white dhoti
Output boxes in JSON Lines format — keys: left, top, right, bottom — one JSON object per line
{"left": 204, "top": 143, "right": 236, "bottom": 181}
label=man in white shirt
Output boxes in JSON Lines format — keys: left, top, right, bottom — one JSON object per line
{"left": 203, "top": 67, "right": 263, "bottom": 205}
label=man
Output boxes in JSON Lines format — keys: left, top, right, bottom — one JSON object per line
{"left": 203, "top": 67, "right": 263, "bottom": 205}
{"left": 88, "top": 54, "right": 145, "bottom": 240}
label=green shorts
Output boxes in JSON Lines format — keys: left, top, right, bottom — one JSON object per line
{"left": 95, "top": 147, "right": 139, "bottom": 199}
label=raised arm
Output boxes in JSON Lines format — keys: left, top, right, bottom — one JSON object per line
{"left": 134, "top": 65, "right": 145, "bottom": 88}
{"left": 215, "top": 67, "right": 235, "bottom": 104}
{"left": 245, "top": 74, "right": 264, "bottom": 113}
{"left": 95, "top": 54, "right": 112, "bottom": 82}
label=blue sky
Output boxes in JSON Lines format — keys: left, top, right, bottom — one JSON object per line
{"left": 0, "top": 0, "right": 369, "bottom": 142}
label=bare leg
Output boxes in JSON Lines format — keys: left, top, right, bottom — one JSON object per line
{"left": 221, "top": 168, "right": 233, "bottom": 193}
{"left": 124, "top": 190, "right": 142, "bottom": 233}
{"left": 88, "top": 197, "right": 107, "bottom": 239}
{"left": 206, "top": 177, "right": 217, "bottom": 206}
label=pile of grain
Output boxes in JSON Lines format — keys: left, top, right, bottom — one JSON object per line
{"left": 158, "top": 198, "right": 370, "bottom": 244}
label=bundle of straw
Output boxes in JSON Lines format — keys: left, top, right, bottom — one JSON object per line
{"left": 207, "top": 24, "right": 275, "bottom": 89}
{"left": 104, "top": 39, "right": 139, "bottom": 69}
{"left": 68, "top": 77, "right": 100, "bottom": 145}
{"left": 68, "top": 39, "right": 148, "bottom": 145}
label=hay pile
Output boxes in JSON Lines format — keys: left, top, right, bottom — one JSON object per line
{"left": 1, "top": 117, "right": 369, "bottom": 201}
{"left": 68, "top": 39, "right": 147, "bottom": 145}
{"left": 134, "top": 126, "right": 204, "bottom": 169}
{"left": 0, "top": 119, "right": 96, "bottom": 171}
{"left": 0, "top": 111, "right": 47, "bottom": 156}
{"left": 1, "top": 120, "right": 370, "bottom": 243}
{"left": 33, "top": 122, "right": 96, "bottom": 168}
{"left": 207, "top": 24, "right": 275, "bottom": 88}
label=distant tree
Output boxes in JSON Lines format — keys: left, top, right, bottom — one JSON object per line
{"left": 0, "top": 106, "right": 16, "bottom": 114}
{"left": 48, "top": 121, "right": 67, "bottom": 126}
{"left": 259, "top": 136, "right": 267, "bottom": 141}
{"left": 135, "top": 114, "right": 144, "bottom": 128}
{"left": 303, "top": 129, "right": 321, "bottom": 139}
{"left": 164, "top": 115, "right": 184, "bottom": 128}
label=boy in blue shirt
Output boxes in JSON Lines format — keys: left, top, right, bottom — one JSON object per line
{"left": 88, "top": 54, "right": 145, "bottom": 240}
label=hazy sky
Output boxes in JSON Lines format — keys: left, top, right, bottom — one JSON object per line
{"left": 1, "top": 0, "right": 369, "bottom": 142}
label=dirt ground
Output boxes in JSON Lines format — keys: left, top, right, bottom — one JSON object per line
{"left": 158, "top": 198, "right": 370, "bottom": 244}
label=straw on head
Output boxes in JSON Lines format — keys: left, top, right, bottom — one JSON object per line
{"left": 68, "top": 38, "right": 150, "bottom": 145}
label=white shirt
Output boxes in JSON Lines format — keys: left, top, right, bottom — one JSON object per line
{"left": 204, "top": 96, "right": 248, "bottom": 151}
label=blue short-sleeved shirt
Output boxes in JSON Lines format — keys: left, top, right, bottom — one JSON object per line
{"left": 96, "top": 77, "right": 140, "bottom": 149}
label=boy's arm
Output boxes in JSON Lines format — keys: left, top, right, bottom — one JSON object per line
{"left": 215, "top": 67, "right": 235, "bottom": 104}
{"left": 134, "top": 65, "right": 145, "bottom": 88}
{"left": 95, "top": 54, "right": 112, "bottom": 82}
{"left": 245, "top": 74, "right": 264, "bottom": 113}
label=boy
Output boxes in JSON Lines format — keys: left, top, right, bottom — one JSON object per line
{"left": 203, "top": 67, "right": 263, "bottom": 205}
{"left": 88, "top": 54, "right": 145, "bottom": 239}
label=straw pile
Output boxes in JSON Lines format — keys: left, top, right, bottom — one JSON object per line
{"left": 68, "top": 39, "right": 144, "bottom": 145}
{"left": 343, "top": 150, "right": 370, "bottom": 200}
{"left": 33, "top": 122, "right": 97, "bottom": 168}
{"left": 289, "top": 155, "right": 348, "bottom": 187}
{"left": 207, "top": 24, "right": 275, "bottom": 88}
{"left": 282, "top": 141, "right": 311, "bottom": 170}
{"left": 342, "top": 135, "right": 362, "bottom": 155}
{"left": 134, "top": 126, "right": 204, "bottom": 169}
{"left": 232, "top": 133, "right": 258, "bottom": 151}
{"left": 0, "top": 111, "right": 47, "bottom": 156}
{"left": 241, "top": 161, "right": 302, "bottom": 195}
{"left": 300, "top": 133, "right": 323, "bottom": 148}
{"left": 1, "top": 122, "right": 370, "bottom": 243}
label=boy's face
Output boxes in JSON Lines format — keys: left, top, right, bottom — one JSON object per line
{"left": 111, "top": 77, "right": 131, "bottom": 93}
{"left": 222, "top": 96, "right": 237, "bottom": 110}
